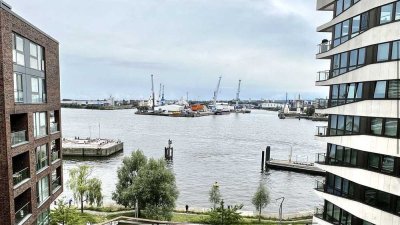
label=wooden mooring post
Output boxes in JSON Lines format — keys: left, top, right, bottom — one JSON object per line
{"left": 261, "top": 146, "right": 271, "bottom": 171}
{"left": 164, "top": 139, "right": 173, "bottom": 160}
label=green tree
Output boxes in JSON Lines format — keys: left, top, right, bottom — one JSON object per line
{"left": 134, "top": 158, "right": 179, "bottom": 220}
{"left": 112, "top": 150, "right": 147, "bottom": 208}
{"left": 208, "top": 200, "right": 243, "bottom": 225}
{"left": 68, "top": 165, "right": 103, "bottom": 213}
{"left": 209, "top": 182, "right": 222, "bottom": 209}
{"left": 50, "top": 198, "right": 79, "bottom": 225}
{"left": 112, "top": 150, "right": 179, "bottom": 220}
{"left": 251, "top": 182, "right": 270, "bottom": 222}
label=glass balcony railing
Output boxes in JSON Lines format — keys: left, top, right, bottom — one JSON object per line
{"left": 314, "top": 205, "right": 324, "bottom": 219}
{"left": 14, "top": 91, "right": 24, "bottom": 103}
{"left": 15, "top": 202, "right": 30, "bottom": 225}
{"left": 11, "top": 130, "right": 27, "bottom": 146}
{"left": 316, "top": 126, "right": 328, "bottom": 136}
{"left": 317, "top": 40, "right": 331, "bottom": 54}
{"left": 50, "top": 122, "right": 58, "bottom": 133}
{"left": 13, "top": 167, "right": 29, "bottom": 186}
{"left": 315, "top": 153, "right": 326, "bottom": 164}
{"left": 51, "top": 176, "right": 61, "bottom": 193}
{"left": 315, "top": 180, "right": 325, "bottom": 192}
{"left": 51, "top": 151, "right": 60, "bottom": 162}
{"left": 316, "top": 70, "right": 330, "bottom": 82}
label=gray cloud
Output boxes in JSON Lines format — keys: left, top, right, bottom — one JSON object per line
{"left": 7, "top": 0, "right": 331, "bottom": 100}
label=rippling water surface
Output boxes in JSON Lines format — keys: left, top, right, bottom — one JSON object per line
{"left": 61, "top": 108, "right": 326, "bottom": 213}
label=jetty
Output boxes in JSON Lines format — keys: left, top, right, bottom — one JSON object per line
{"left": 62, "top": 138, "right": 123, "bottom": 157}
{"left": 266, "top": 159, "right": 325, "bottom": 176}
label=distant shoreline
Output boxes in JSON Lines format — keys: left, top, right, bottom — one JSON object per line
{"left": 61, "top": 104, "right": 134, "bottom": 110}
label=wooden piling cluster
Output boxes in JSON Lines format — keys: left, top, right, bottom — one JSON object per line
{"left": 164, "top": 139, "right": 173, "bottom": 160}
{"left": 261, "top": 146, "right": 271, "bottom": 171}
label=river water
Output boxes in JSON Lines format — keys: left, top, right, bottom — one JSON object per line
{"left": 61, "top": 108, "right": 326, "bottom": 213}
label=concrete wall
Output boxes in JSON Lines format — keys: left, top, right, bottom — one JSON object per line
{"left": 63, "top": 142, "right": 123, "bottom": 157}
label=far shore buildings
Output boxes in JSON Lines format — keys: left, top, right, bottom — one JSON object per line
{"left": 313, "top": 0, "right": 400, "bottom": 225}
{"left": 0, "top": 2, "right": 62, "bottom": 225}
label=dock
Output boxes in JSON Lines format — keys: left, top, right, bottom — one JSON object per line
{"left": 62, "top": 138, "right": 123, "bottom": 157}
{"left": 266, "top": 159, "right": 325, "bottom": 176}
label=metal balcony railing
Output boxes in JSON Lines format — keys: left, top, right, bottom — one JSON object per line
{"left": 51, "top": 151, "right": 60, "bottom": 162}
{"left": 315, "top": 180, "right": 326, "bottom": 192}
{"left": 13, "top": 167, "right": 29, "bottom": 186}
{"left": 50, "top": 122, "right": 58, "bottom": 133}
{"left": 11, "top": 130, "right": 27, "bottom": 146}
{"left": 316, "top": 70, "right": 330, "bottom": 82}
{"left": 316, "top": 126, "right": 328, "bottom": 136}
{"left": 315, "top": 153, "right": 326, "bottom": 164}
{"left": 15, "top": 202, "right": 30, "bottom": 225}
{"left": 51, "top": 176, "right": 62, "bottom": 193}
{"left": 317, "top": 40, "right": 331, "bottom": 54}
{"left": 314, "top": 205, "right": 324, "bottom": 219}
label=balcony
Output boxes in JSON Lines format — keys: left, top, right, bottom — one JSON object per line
{"left": 51, "top": 176, "right": 62, "bottom": 193}
{"left": 315, "top": 153, "right": 326, "bottom": 164}
{"left": 14, "top": 90, "right": 23, "bottom": 103}
{"left": 316, "top": 70, "right": 330, "bottom": 82}
{"left": 316, "top": 126, "right": 328, "bottom": 136}
{"left": 11, "top": 130, "right": 27, "bottom": 146}
{"left": 13, "top": 167, "right": 29, "bottom": 186}
{"left": 315, "top": 180, "right": 326, "bottom": 192}
{"left": 15, "top": 202, "right": 30, "bottom": 225}
{"left": 317, "top": 40, "right": 331, "bottom": 54}
{"left": 50, "top": 122, "right": 59, "bottom": 133}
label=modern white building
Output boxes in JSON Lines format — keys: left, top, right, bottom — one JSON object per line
{"left": 313, "top": 1, "right": 400, "bottom": 225}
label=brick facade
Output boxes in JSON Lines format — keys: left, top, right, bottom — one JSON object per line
{"left": 0, "top": 3, "right": 62, "bottom": 225}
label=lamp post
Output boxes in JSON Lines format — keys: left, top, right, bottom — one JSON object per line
{"left": 275, "top": 197, "right": 285, "bottom": 225}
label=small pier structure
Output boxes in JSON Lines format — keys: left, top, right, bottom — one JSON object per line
{"left": 261, "top": 146, "right": 325, "bottom": 176}
{"left": 63, "top": 138, "right": 123, "bottom": 157}
{"left": 164, "top": 139, "right": 173, "bottom": 160}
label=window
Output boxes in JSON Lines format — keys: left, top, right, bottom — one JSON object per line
{"left": 388, "top": 80, "right": 400, "bottom": 98}
{"left": 14, "top": 73, "right": 23, "bottom": 103}
{"left": 374, "top": 81, "right": 387, "bottom": 98}
{"left": 368, "top": 153, "right": 380, "bottom": 169}
{"left": 351, "top": 15, "right": 360, "bottom": 37}
{"left": 364, "top": 188, "right": 377, "bottom": 206}
{"left": 340, "top": 52, "right": 348, "bottom": 74}
{"left": 393, "top": 41, "right": 400, "bottom": 60}
{"left": 377, "top": 192, "right": 391, "bottom": 211}
{"left": 337, "top": 115, "right": 345, "bottom": 135}
{"left": 29, "top": 42, "right": 44, "bottom": 71}
{"left": 396, "top": 2, "right": 400, "bottom": 20}
{"left": 332, "top": 48, "right": 365, "bottom": 77}
{"left": 37, "top": 208, "right": 50, "bottom": 225}
{"left": 34, "top": 112, "right": 47, "bottom": 137}
{"left": 37, "top": 176, "right": 49, "bottom": 204}
{"left": 377, "top": 43, "right": 390, "bottom": 62}
{"left": 31, "top": 77, "right": 45, "bottom": 103}
{"left": 336, "top": 0, "right": 343, "bottom": 16}
{"left": 380, "top": 3, "right": 393, "bottom": 24}
{"left": 333, "top": 20, "right": 350, "bottom": 47}
{"left": 12, "top": 33, "right": 25, "bottom": 66}
{"left": 382, "top": 156, "right": 394, "bottom": 173}
{"left": 36, "top": 144, "right": 48, "bottom": 171}
{"left": 371, "top": 118, "right": 383, "bottom": 135}
{"left": 329, "top": 115, "right": 360, "bottom": 135}
{"left": 353, "top": 116, "right": 360, "bottom": 133}
{"left": 384, "top": 119, "right": 398, "bottom": 137}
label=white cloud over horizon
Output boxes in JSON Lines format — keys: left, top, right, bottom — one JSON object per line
{"left": 7, "top": 0, "right": 331, "bottom": 100}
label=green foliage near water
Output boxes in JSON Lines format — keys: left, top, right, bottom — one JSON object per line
{"left": 68, "top": 165, "right": 103, "bottom": 213}
{"left": 112, "top": 150, "right": 179, "bottom": 220}
{"left": 209, "top": 182, "right": 222, "bottom": 209}
{"left": 252, "top": 182, "right": 270, "bottom": 222}
{"left": 208, "top": 200, "right": 243, "bottom": 225}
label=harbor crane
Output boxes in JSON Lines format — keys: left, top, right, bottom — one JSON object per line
{"left": 235, "top": 79, "right": 241, "bottom": 109}
{"left": 161, "top": 85, "right": 165, "bottom": 106}
{"left": 213, "top": 76, "right": 222, "bottom": 109}
{"left": 151, "top": 74, "right": 155, "bottom": 111}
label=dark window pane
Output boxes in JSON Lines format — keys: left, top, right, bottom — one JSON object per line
{"left": 392, "top": 41, "right": 399, "bottom": 60}
{"left": 334, "top": 23, "right": 342, "bottom": 39}
{"left": 380, "top": 4, "right": 393, "bottom": 24}
{"left": 377, "top": 43, "right": 390, "bottom": 62}
{"left": 384, "top": 119, "right": 398, "bottom": 137}
{"left": 350, "top": 150, "right": 357, "bottom": 165}
{"left": 368, "top": 153, "right": 380, "bottom": 169}
{"left": 339, "top": 84, "right": 347, "bottom": 100}
{"left": 377, "top": 191, "right": 391, "bottom": 211}
{"left": 349, "top": 50, "right": 358, "bottom": 67}
{"left": 344, "top": 148, "right": 351, "bottom": 164}
{"left": 327, "top": 201, "right": 334, "bottom": 217}
{"left": 388, "top": 80, "right": 400, "bottom": 98}
{"left": 346, "top": 116, "right": 353, "bottom": 133}
{"left": 371, "top": 118, "right": 383, "bottom": 135}
{"left": 360, "top": 12, "right": 368, "bottom": 31}
{"left": 337, "top": 115, "right": 345, "bottom": 134}
{"left": 374, "top": 81, "right": 386, "bottom": 98}
{"left": 364, "top": 188, "right": 377, "bottom": 206}
{"left": 331, "top": 115, "right": 338, "bottom": 129}
{"left": 336, "top": 146, "right": 344, "bottom": 161}
{"left": 382, "top": 156, "right": 394, "bottom": 173}
{"left": 353, "top": 116, "right": 360, "bottom": 133}
{"left": 332, "top": 85, "right": 339, "bottom": 99}
{"left": 336, "top": 0, "right": 343, "bottom": 16}
{"left": 356, "top": 83, "right": 363, "bottom": 99}
{"left": 396, "top": 198, "right": 400, "bottom": 215}
{"left": 334, "top": 176, "right": 342, "bottom": 191}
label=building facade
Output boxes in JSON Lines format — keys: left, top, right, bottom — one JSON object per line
{"left": 0, "top": 2, "right": 62, "bottom": 225}
{"left": 313, "top": 0, "right": 400, "bottom": 225}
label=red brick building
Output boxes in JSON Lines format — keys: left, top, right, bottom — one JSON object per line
{"left": 0, "top": 2, "right": 62, "bottom": 225}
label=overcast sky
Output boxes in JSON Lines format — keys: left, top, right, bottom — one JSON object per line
{"left": 7, "top": 0, "right": 331, "bottom": 101}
